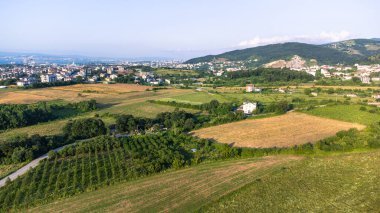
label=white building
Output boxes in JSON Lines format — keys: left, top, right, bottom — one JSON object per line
{"left": 360, "top": 76, "right": 370, "bottom": 84}
{"left": 40, "top": 74, "right": 57, "bottom": 83}
{"left": 16, "top": 81, "right": 29, "bottom": 87}
{"left": 239, "top": 102, "right": 257, "bottom": 115}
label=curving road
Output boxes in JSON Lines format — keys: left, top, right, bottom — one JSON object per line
{"left": 0, "top": 146, "right": 67, "bottom": 188}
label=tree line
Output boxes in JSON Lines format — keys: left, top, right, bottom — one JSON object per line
{"left": 0, "top": 100, "right": 98, "bottom": 131}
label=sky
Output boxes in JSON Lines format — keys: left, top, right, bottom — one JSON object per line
{"left": 0, "top": 0, "right": 379, "bottom": 59}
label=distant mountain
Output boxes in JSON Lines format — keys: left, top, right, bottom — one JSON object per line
{"left": 186, "top": 42, "right": 362, "bottom": 65}
{"left": 185, "top": 40, "right": 380, "bottom": 65}
{"left": 323, "top": 39, "right": 380, "bottom": 56}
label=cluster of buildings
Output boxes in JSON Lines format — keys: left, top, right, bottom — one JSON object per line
{"left": 0, "top": 63, "right": 173, "bottom": 87}
{"left": 262, "top": 55, "right": 380, "bottom": 84}
{"left": 183, "top": 55, "right": 380, "bottom": 85}
{"left": 185, "top": 60, "right": 248, "bottom": 76}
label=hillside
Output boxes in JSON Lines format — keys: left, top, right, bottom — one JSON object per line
{"left": 323, "top": 38, "right": 380, "bottom": 56}
{"left": 28, "top": 151, "right": 380, "bottom": 212}
{"left": 186, "top": 42, "right": 362, "bottom": 65}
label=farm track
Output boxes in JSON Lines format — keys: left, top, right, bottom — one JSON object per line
{"left": 0, "top": 145, "right": 69, "bottom": 187}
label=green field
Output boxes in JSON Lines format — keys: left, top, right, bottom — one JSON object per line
{"left": 305, "top": 104, "right": 380, "bottom": 126}
{"left": 100, "top": 101, "right": 199, "bottom": 117}
{"left": 159, "top": 92, "right": 229, "bottom": 105}
{"left": 202, "top": 150, "right": 380, "bottom": 212}
{"left": 154, "top": 68, "right": 198, "bottom": 76}
{"left": 27, "top": 150, "right": 380, "bottom": 212}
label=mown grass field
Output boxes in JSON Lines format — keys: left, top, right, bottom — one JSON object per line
{"left": 29, "top": 155, "right": 301, "bottom": 213}
{"left": 201, "top": 150, "right": 380, "bottom": 212}
{"left": 305, "top": 104, "right": 380, "bottom": 126}
{"left": 28, "top": 150, "right": 380, "bottom": 212}
{"left": 154, "top": 68, "right": 198, "bottom": 76}
{"left": 192, "top": 112, "right": 365, "bottom": 148}
{"left": 159, "top": 91, "right": 229, "bottom": 105}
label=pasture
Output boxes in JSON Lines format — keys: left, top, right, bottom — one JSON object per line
{"left": 154, "top": 68, "right": 198, "bottom": 76}
{"left": 192, "top": 112, "right": 365, "bottom": 148}
{"left": 305, "top": 104, "right": 380, "bottom": 126}
{"left": 159, "top": 91, "right": 229, "bottom": 105}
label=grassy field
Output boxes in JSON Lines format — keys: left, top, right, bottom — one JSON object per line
{"left": 192, "top": 112, "right": 365, "bottom": 148}
{"left": 28, "top": 155, "right": 301, "bottom": 213}
{"left": 28, "top": 150, "right": 380, "bottom": 212}
{"left": 202, "top": 150, "right": 380, "bottom": 212}
{"left": 296, "top": 84, "right": 380, "bottom": 90}
{"left": 0, "top": 163, "right": 25, "bottom": 179}
{"left": 305, "top": 104, "right": 380, "bottom": 126}
{"left": 100, "top": 101, "right": 199, "bottom": 118}
{"left": 159, "top": 91, "right": 229, "bottom": 105}
{"left": 154, "top": 68, "right": 198, "bottom": 76}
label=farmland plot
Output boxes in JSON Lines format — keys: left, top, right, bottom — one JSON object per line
{"left": 192, "top": 112, "right": 365, "bottom": 148}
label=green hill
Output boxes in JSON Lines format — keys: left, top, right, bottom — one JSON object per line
{"left": 323, "top": 38, "right": 380, "bottom": 56}
{"left": 185, "top": 42, "right": 367, "bottom": 65}
{"left": 28, "top": 151, "right": 380, "bottom": 212}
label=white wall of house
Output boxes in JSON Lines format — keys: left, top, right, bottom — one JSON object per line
{"left": 242, "top": 102, "right": 257, "bottom": 114}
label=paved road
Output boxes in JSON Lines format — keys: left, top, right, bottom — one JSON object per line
{"left": 0, "top": 146, "right": 66, "bottom": 188}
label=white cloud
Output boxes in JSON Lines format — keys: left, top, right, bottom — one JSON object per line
{"left": 238, "top": 31, "right": 352, "bottom": 47}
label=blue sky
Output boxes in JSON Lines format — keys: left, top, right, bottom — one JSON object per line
{"left": 0, "top": 0, "right": 379, "bottom": 59}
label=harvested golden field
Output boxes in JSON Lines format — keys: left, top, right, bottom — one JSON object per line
{"left": 192, "top": 112, "right": 365, "bottom": 148}
{"left": 50, "top": 83, "right": 151, "bottom": 93}
{"left": 0, "top": 92, "right": 51, "bottom": 104}
{"left": 0, "top": 84, "right": 191, "bottom": 104}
